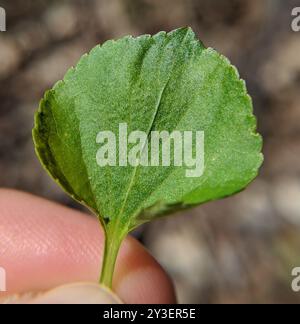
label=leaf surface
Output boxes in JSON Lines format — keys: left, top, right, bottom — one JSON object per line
{"left": 33, "top": 27, "right": 263, "bottom": 233}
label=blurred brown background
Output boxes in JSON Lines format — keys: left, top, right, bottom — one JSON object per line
{"left": 0, "top": 0, "right": 300, "bottom": 303}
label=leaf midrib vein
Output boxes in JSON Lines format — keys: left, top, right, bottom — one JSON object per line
{"left": 114, "top": 79, "right": 170, "bottom": 225}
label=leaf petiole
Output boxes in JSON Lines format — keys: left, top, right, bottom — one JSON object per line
{"left": 99, "top": 219, "right": 127, "bottom": 288}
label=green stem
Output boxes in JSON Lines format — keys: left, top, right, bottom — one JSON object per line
{"left": 99, "top": 221, "right": 126, "bottom": 288}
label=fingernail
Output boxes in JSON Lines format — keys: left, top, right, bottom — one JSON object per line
{"left": 5, "top": 283, "right": 122, "bottom": 304}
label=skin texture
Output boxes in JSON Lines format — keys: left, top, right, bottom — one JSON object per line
{"left": 0, "top": 189, "right": 176, "bottom": 304}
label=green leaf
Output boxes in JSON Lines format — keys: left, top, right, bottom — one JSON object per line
{"left": 33, "top": 27, "right": 263, "bottom": 288}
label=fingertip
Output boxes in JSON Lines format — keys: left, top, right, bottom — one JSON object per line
{"left": 116, "top": 266, "right": 176, "bottom": 304}
{"left": 0, "top": 189, "right": 176, "bottom": 304}
{"left": 114, "top": 238, "right": 177, "bottom": 304}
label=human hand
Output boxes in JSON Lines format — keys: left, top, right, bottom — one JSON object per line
{"left": 0, "top": 189, "right": 176, "bottom": 304}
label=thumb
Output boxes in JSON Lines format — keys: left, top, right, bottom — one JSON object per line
{"left": 4, "top": 283, "right": 122, "bottom": 304}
